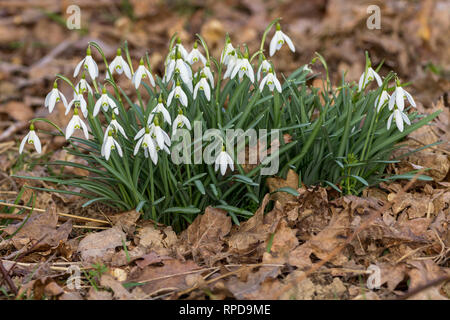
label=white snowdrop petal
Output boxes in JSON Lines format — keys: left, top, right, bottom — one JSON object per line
{"left": 19, "top": 135, "right": 28, "bottom": 154}
{"left": 283, "top": 32, "right": 295, "bottom": 52}
{"left": 31, "top": 131, "right": 42, "bottom": 153}
{"left": 394, "top": 110, "right": 404, "bottom": 132}
{"left": 387, "top": 113, "right": 394, "bottom": 130}
{"left": 404, "top": 90, "right": 416, "bottom": 108}
{"left": 73, "top": 58, "right": 85, "bottom": 77}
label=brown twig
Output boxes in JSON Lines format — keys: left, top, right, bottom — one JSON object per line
{"left": 396, "top": 275, "right": 450, "bottom": 300}
{"left": 0, "top": 260, "right": 17, "bottom": 295}
{"left": 0, "top": 202, "right": 110, "bottom": 225}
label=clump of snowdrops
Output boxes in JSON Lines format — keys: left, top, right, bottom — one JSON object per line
{"left": 17, "top": 19, "right": 440, "bottom": 231}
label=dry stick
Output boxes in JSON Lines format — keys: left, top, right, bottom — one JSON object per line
{"left": 176, "top": 263, "right": 276, "bottom": 297}
{"left": 0, "top": 202, "right": 110, "bottom": 225}
{"left": 1, "top": 260, "right": 91, "bottom": 273}
{"left": 0, "top": 122, "right": 27, "bottom": 142}
{"left": 0, "top": 235, "right": 47, "bottom": 291}
{"left": 272, "top": 170, "right": 426, "bottom": 299}
{"left": 137, "top": 267, "right": 217, "bottom": 285}
{"left": 396, "top": 275, "right": 450, "bottom": 300}
{"left": 71, "top": 225, "right": 109, "bottom": 230}
{"left": 0, "top": 214, "right": 109, "bottom": 230}
{"left": 0, "top": 260, "right": 17, "bottom": 295}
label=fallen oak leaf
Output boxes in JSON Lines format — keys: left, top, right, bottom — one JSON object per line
{"left": 127, "top": 259, "right": 202, "bottom": 295}
{"left": 181, "top": 206, "right": 231, "bottom": 265}
{"left": 77, "top": 227, "right": 125, "bottom": 264}
{"left": 3, "top": 204, "right": 72, "bottom": 253}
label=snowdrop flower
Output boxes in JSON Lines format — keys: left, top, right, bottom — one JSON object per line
{"left": 375, "top": 90, "right": 390, "bottom": 113}
{"left": 387, "top": 108, "right": 411, "bottom": 132}
{"left": 106, "top": 113, "right": 127, "bottom": 139}
{"left": 148, "top": 96, "right": 171, "bottom": 124}
{"left": 164, "top": 55, "right": 176, "bottom": 83}
{"left": 66, "top": 91, "right": 88, "bottom": 118}
{"left": 74, "top": 46, "right": 98, "bottom": 80}
{"left": 187, "top": 42, "right": 206, "bottom": 65}
{"left": 193, "top": 74, "right": 211, "bottom": 101}
{"left": 357, "top": 67, "right": 382, "bottom": 92}
{"left": 132, "top": 58, "right": 156, "bottom": 89}
{"left": 107, "top": 48, "right": 131, "bottom": 79}
{"left": 19, "top": 123, "right": 41, "bottom": 154}
{"left": 174, "top": 38, "right": 189, "bottom": 60}
{"left": 134, "top": 126, "right": 158, "bottom": 164}
{"left": 172, "top": 109, "right": 191, "bottom": 136}
{"left": 388, "top": 83, "right": 416, "bottom": 112}
{"left": 223, "top": 50, "right": 238, "bottom": 79}
{"left": 150, "top": 119, "right": 171, "bottom": 152}
{"left": 269, "top": 23, "right": 295, "bottom": 57}
{"left": 45, "top": 81, "right": 67, "bottom": 113}
{"left": 215, "top": 146, "right": 234, "bottom": 176}
{"left": 220, "top": 38, "right": 235, "bottom": 65}
{"left": 101, "top": 130, "right": 123, "bottom": 160}
{"left": 94, "top": 87, "right": 118, "bottom": 116}
{"left": 75, "top": 74, "right": 93, "bottom": 95}
{"left": 302, "top": 64, "right": 313, "bottom": 74}
{"left": 66, "top": 108, "right": 89, "bottom": 140}
{"left": 259, "top": 70, "right": 282, "bottom": 93}
{"left": 231, "top": 55, "right": 254, "bottom": 83}
{"left": 166, "top": 52, "right": 192, "bottom": 90}
{"left": 201, "top": 62, "right": 214, "bottom": 88}
{"left": 167, "top": 81, "right": 188, "bottom": 107}
{"left": 257, "top": 59, "right": 271, "bottom": 81}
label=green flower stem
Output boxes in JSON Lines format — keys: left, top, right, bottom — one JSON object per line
{"left": 148, "top": 158, "right": 156, "bottom": 220}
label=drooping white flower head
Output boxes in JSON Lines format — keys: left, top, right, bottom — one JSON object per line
{"left": 106, "top": 113, "right": 127, "bottom": 139}
{"left": 187, "top": 42, "right": 206, "bottom": 65}
{"left": 75, "top": 74, "right": 93, "bottom": 95}
{"left": 302, "top": 64, "right": 313, "bottom": 74}
{"left": 65, "top": 108, "right": 89, "bottom": 140}
{"left": 388, "top": 83, "right": 416, "bottom": 112}
{"left": 201, "top": 62, "right": 215, "bottom": 88}
{"left": 45, "top": 81, "right": 67, "bottom": 113}
{"left": 357, "top": 67, "right": 382, "bottom": 92}
{"left": 230, "top": 55, "right": 254, "bottom": 83}
{"left": 257, "top": 59, "right": 272, "bottom": 82}
{"left": 193, "top": 74, "right": 211, "bottom": 101}
{"left": 94, "top": 87, "right": 118, "bottom": 117}
{"left": 215, "top": 146, "right": 234, "bottom": 176}
{"left": 101, "top": 130, "right": 123, "bottom": 160}
{"left": 259, "top": 70, "right": 282, "bottom": 93}
{"left": 19, "top": 123, "right": 41, "bottom": 154}
{"left": 148, "top": 96, "right": 171, "bottom": 125}
{"left": 172, "top": 109, "right": 191, "bottom": 136}
{"left": 66, "top": 91, "right": 88, "bottom": 118}
{"left": 223, "top": 50, "right": 238, "bottom": 79}
{"left": 375, "top": 90, "right": 390, "bottom": 113}
{"left": 107, "top": 48, "right": 132, "bottom": 79}
{"left": 164, "top": 55, "right": 176, "bottom": 83}
{"left": 134, "top": 126, "right": 158, "bottom": 165}
{"left": 387, "top": 108, "right": 411, "bottom": 132}
{"left": 167, "top": 81, "right": 188, "bottom": 107}
{"left": 74, "top": 46, "right": 99, "bottom": 80}
{"left": 132, "top": 58, "right": 156, "bottom": 89}
{"left": 150, "top": 122, "right": 171, "bottom": 152}
{"left": 269, "top": 23, "right": 295, "bottom": 57}
{"left": 220, "top": 38, "right": 235, "bottom": 65}
{"left": 173, "top": 38, "right": 189, "bottom": 60}
{"left": 166, "top": 51, "right": 193, "bottom": 91}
